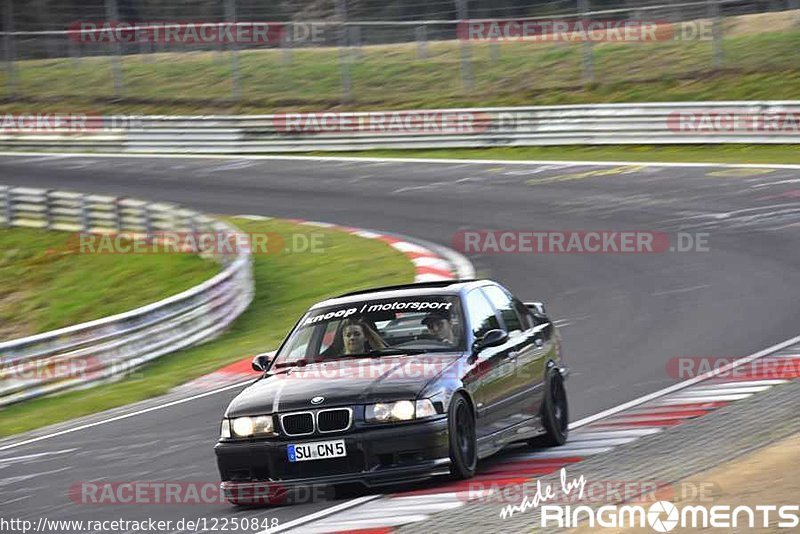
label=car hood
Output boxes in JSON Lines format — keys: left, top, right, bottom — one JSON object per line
{"left": 225, "top": 353, "right": 462, "bottom": 416}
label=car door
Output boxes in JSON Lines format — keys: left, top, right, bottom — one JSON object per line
{"left": 462, "top": 287, "right": 523, "bottom": 441}
{"left": 481, "top": 285, "right": 547, "bottom": 427}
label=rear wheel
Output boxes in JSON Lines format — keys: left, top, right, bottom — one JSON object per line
{"left": 532, "top": 369, "right": 569, "bottom": 447}
{"left": 448, "top": 393, "right": 477, "bottom": 479}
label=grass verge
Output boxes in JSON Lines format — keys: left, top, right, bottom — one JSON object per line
{"left": 0, "top": 22, "right": 798, "bottom": 114}
{"left": 304, "top": 145, "right": 800, "bottom": 165}
{"left": 0, "top": 217, "right": 414, "bottom": 437}
{"left": 0, "top": 227, "right": 218, "bottom": 340}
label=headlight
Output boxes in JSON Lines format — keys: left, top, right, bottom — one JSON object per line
{"left": 415, "top": 399, "right": 437, "bottom": 418}
{"left": 365, "top": 399, "right": 438, "bottom": 423}
{"left": 227, "top": 416, "right": 275, "bottom": 438}
{"left": 220, "top": 419, "right": 231, "bottom": 439}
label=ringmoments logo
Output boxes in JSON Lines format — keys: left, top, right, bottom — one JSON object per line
{"left": 499, "top": 468, "right": 800, "bottom": 530}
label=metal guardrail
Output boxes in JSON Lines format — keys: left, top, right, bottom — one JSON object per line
{"left": 0, "top": 102, "right": 797, "bottom": 154}
{"left": 0, "top": 186, "right": 254, "bottom": 407}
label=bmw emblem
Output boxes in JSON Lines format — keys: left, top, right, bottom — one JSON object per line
{"left": 310, "top": 396, "right": 325, "bottom": 405}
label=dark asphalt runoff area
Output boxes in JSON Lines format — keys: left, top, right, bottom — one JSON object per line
{"left": 1, "top": 154, "right": 799, "bottom": 532}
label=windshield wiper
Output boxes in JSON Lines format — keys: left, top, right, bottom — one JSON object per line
{"left": 273, "top": 358, "right": 311, "bottom": 369}
{"left": 340, "top": 348, "right": 427, "bottom": 358}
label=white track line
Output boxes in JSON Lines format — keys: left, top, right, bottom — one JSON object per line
{"left": 2, "top": 151, "right": 800, "bottom": 169}
{"left": 0, "top": 448, "right": 77, "bottom": 464}
{"left": 569, "top": 428, "right": 663, "bottom": 439}
{"left": 684, "top": 385, "right": 774, "bottom": 395}
{"left": 569, "top": 334, "right": 800, "bottom": 430}
{"left": 662, "top": 394, "right": 754, "bottom": 403}
{"left": 266, "top": 494, "right": 383, "bottom": 534}
{"left": 0, "top": 379, "right": 252, "bottom": 452}
{"left": 701, "top": 379, "right": 789, "bottom": 387}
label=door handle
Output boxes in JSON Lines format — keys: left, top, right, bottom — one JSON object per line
{"left": 533, "top": 337, "right": 544, "bottom": 348}
{"left": 508, "top": 351, "right": 519, "bottom": 361}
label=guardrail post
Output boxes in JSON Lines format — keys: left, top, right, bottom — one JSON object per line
{"left": 1, "top": 187, "right": 10, "bottom": 227}
{"left": 708, "top": 0, "right": 723, "bottom": 69}
{"left": 143, "top": 204, "right": 153, "bottom": 236}
{"left": 224, "top": 0, "right": 242, "bottom": 101}
{"left": 350, "top": 25, "right": 362, "bottom": 61}
{"left": 415, "top": 25, "right": 428, "bottom": 60}
{"left": 490, "top": 40, "right": 500, "bottom": 62}
{"left": 2, "top": 0, "right": 17, "bottom": 97}
{"left": 43, "top": 190, "right": 52, "bottom": 230}
{"left": 79, "top": 195, "right": 90, "bottom": 231}
{"left": 280, "top": 25, "right": 292, "bottom": 66}
{"left": 113, "top": 198, "right": 122, "bottom": 232}
{"left": 103, "top": 0, "right": 124, "bottom": 97}
{"left": 336, "top": 0, "right": 353, "bottom": 104}
{"left": 455, "top": 0, "right": 473, "bottom": 90}
{"left": 578, "top": 0, "right": 594, "bottom": 83}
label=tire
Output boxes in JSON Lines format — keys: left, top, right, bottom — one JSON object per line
{"left": 448, "top": 392, "right": 478, "bottom": 479}
{"left": 534, "top": 369, "right": 569, "bottom": 447}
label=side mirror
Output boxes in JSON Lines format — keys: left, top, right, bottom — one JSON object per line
{"left": 252, "top": 351, "right": 275, "bottom": 372}
{"left": 525, "top": 301, "right": 547, "bottom": 319}
{"left": 472, "top": 329, "right": 509, "bottom": 355}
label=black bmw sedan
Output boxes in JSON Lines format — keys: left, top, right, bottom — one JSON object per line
{"left": 215, "top": 279, "right": 569, "bottom": 504}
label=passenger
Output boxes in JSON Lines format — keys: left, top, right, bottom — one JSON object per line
{"left": 422, "top": 310, "right": 457, "bottom": 345}
{"left": 328, "top": 317, "right": 387, "bottom": 356}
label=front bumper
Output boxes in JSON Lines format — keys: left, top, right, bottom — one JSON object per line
{"left": 215, "top": 415, "right": 449, "bottom": 502}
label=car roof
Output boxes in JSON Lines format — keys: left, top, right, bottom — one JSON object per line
{"left": 310, "top": 279, "right": 489, "bottom": 309}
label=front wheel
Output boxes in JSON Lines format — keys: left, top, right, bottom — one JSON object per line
{"left": 448, "top": 393, "right": 477, "bottom": 479}
{"left": 534, "top": 369, "right": 569, "bottom": 447}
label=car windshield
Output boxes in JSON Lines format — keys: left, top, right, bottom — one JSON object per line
{"left": 274, "top": 295, "right": 465, "bottom": 367}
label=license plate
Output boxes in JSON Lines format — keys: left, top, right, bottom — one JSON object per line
{"left": 287, "top": 439, "right": 346, "bottom": 462}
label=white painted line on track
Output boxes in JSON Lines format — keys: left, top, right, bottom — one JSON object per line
{"left": 265, "top": 494, "right": 383, "bottom": 534}
{"left": 684, "top": 385, "right": 774, "bottom": 395}
{"left": 651, "top": 284, "right": 710, "bottom": 296}
{"left": 665, "top": 394, "right": 754, "bottom": 403}
{"left": 0, "top": 379, "right": 252, "bottom": 452}
{"left": 552, "top": 437, "right": 638, "bottom": 447}
{"left": 0, "top": 448, "right": 77, "bottom": 463}
{"left": 299, "top": 515, "right": 432, "bottom": 532}
{"left": 511, "top": 447, "right": 614, "bottom": 459}
{"left": 2, "top": 151, "right": 800, "bottom": 169}
{"left": 569, "top": 333, "right": 800, "bottom": 430}
{"left": 266, "top": 493, "right": 383, "bottom": 534}
{"left": 702, "top": 379, "right": 789, "bottom": 387}
{"left": 569, "top": 428, "right": 663, "bottom": 439}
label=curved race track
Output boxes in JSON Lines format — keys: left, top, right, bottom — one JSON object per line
{"left": 1, "top": 154, "right": 799, "bottom": 531}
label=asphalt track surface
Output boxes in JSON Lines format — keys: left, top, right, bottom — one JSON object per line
{"left": 1, "top": 154, "right": 799, "bottom": 532}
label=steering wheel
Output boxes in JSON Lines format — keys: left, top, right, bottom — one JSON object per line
{"left": 392, "top": 339, "right": 453, "bottom": 349}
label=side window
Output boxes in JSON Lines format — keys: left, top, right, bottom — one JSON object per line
{"left": 319, "top": 321, "right": 340, "bottom": 354}
{"left": 513, "top": 298, "right": 536, "bottom": 330}
{"left": 284, "top": 326, "right": 314, "bottom": 361}
{"left": 482, "top": 286, "right": 524, "bottom": 334}
{"left": 465, "top": 289, "right": 500, "bottom": 339}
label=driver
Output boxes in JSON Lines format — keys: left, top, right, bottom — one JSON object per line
{"left": 340, "top": 317, "right": 387, "bottom": 355}
{"left": 421, "top": 310, "right": 457, "bottom": 345}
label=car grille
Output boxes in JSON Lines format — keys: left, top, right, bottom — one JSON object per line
{"left": 317, "top": 408, "right": 352, "bottom": 432}
{"left": 281, "top": 412, "right": 314, "bottom": 436}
